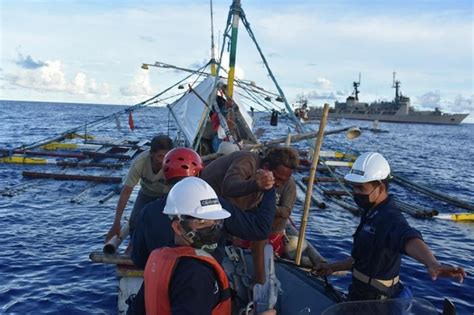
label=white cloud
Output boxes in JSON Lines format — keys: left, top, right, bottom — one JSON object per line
{"left": 219, "top": 53, "right": 246, "bottom": 80}
{"left": 416, "top": 90, "right": 441, "bottom": 109}
{"left": 314, "top": 77, "right": 333, "bottom": 90}
{"left": 1, "top": 2, "right": 471, "bottom": 109}
{"left": 120, "top": 69, "right": 155, "bottom": 99}
{"left": 307, "top": 90, "right": 337, "bottom": 100}
{"left": 453, "top": 95, "right": 473, "bottom": 113}
{"left": 414, "top": 91, "right": 473, "bottom": 117}
{"left": 5, "top": 60, "right": 110, "bottom": 97}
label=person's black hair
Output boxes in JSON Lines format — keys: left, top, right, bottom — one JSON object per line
{"left": 262, "top": 146, "right": 299, "bottom": 170}
{"left": 381, "top": 176, "right": 391, "bottom": 191}
{"left": 150, "top": 134, "right": 173, "bottom": 153}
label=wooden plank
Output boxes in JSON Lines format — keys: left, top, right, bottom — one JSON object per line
{"left": 81, "top": 151, "right": 133, "bottom": 160}
{"left": 57, "top": 161, "right": 124, "bottom": 169}
{"left": 22, "top": 171, "right": 122, "bottom": 183}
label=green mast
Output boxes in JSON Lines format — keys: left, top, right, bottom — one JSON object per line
{"left": 227, "top": 0, "right": 241, "bottom": 100}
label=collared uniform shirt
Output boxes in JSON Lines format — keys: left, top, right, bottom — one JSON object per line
{"left": 351, "top": 195, "right": 423, "bottom": 280}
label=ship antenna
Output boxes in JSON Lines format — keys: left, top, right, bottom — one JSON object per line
{"left": 353, "top": 72, "right": 361, "bottom": 101}
{"left": 392, "top": 72, "right": 400, "bottom": 103}
{"left": 210, "top": 0, "right": 217, "bottom": 75}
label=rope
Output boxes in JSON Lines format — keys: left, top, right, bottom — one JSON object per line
{"left": 3, "top": 65, "right": 206, "bottom": 156}
{"left": 239, "top": 9, "right": 305, "bottom": 134}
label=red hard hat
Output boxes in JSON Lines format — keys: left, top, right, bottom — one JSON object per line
{"left": 162, "top": 147, "right": 204, "bottom": 180}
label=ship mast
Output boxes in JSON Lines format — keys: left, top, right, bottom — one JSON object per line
{"left": 392, "top": 72, "right": 401, "bottom": 104}
{"left": 353, "top": 72, "right": 361, "bottom": 101}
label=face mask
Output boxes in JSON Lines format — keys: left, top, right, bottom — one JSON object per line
{"left": 353, "top": 193, "right": 376, "bottom": 211}
{"left": 353, "top": 184, "right": 380, "bottom": 212}
{"left": 181, "top": 221, "right": 224, "bottom": 253}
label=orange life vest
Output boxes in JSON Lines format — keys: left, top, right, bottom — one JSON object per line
{"left": 144, "top": 246, "right": 232, "bottom": 315}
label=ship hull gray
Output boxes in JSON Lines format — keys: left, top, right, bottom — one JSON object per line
{"left": 308, "top": 111, "right": 468, "bottom": 125}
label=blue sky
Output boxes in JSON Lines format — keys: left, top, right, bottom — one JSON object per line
{"left": 1, "top": 0, "right": 473, "bottom": 121}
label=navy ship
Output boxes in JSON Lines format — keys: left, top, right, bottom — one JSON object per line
{"left": 308, "top": 73, "right": 469, "bottom": 125}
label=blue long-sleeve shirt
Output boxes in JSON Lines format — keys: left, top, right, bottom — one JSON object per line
{"left": 131, "top": 188, "right": 276, "bottom": 268}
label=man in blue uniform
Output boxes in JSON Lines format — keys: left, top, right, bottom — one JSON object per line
{"left": 314, "top": 152, "right": 465, "bottom": 301}
{"left": 128, "top": 147, "right": 276, "bottom": 314}
{"left": 143, "top": 177, "right": 233, "bottom": 314}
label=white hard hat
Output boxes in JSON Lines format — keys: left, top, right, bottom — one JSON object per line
{"left": 217, "top": 141, "right": 240, "bottom": 155}
{"left": 163, "top": 177, "right": 231, "bottom": 220}
{"left": 344, "top": 152, "right": 390, "bottom": 183}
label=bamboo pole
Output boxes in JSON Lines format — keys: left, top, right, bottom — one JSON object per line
{"left": 89, "top": 251, "right": 134, "bottom": 265}
{"left": 99, "top": 190, "right": 118, "bottom": 204}
{"left": 242, "top": 126, "right": 360, "bottom": 151}
{"left": 103, "top": 221, "right": 130, "bottom": 254}
{"left": 295, "top": 104, "right": 330, "bottom": 265}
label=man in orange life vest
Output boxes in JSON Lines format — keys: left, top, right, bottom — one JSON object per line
{"left": 144, "top": 177, "right": 232, "bottom": 315}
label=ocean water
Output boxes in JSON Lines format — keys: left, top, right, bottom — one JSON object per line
{"left": 0, "top": 100, "right": 472, "bottom": 314}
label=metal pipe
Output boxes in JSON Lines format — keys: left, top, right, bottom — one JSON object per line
{"left": 103, "top": 221, "right": 130, "bottom": 255}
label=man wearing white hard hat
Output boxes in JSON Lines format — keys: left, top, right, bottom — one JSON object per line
{"left": 314, "top": 152, "right": 465, "bottom": 301}
{"left": 129, "top": 149, "right": 276, "bottom": 315}
{"left": 144, "top": 177, "right": 232, "bottom": 314}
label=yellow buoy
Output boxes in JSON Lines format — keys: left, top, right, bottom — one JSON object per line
{"left": 436, "top": 213, "right": 474, "bottom": 222}
{"left": 451, "top": 213, "right": 474, "bottom": 222}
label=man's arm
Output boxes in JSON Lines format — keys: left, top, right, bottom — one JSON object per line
{"left": 222, "top": 189, "right": 276, "bottom": 241}
{"left": 405, "top": 238, "right": 465, "bottom": 283}
{"left": 312, "top": 257, "right": 354, "bottom": 276}
{"left": 221, "top": 156, "right": 259, "bottom": 197}
{"left": 105, "top": 185, "right": 133, "bottom": 242}
{"left": 105, "top": 157, "right": 143, "bottom": 242}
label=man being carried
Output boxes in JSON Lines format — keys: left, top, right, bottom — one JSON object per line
{"left": 201, "top": 146, "right": 299, "bottom": 283}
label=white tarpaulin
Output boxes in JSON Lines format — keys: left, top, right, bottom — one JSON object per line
{"left": 169, "top": 76, "right": 255, "bottom": 145}
{"left": 169, "top": 77, "right": 215, "bottom": 145}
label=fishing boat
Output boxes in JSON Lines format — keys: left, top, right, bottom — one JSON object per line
{"left": 306, "top": 73, "right": 469, "bottom": 125}
{"left": 89, "top": 1, "right": 465, "bottom": 314}
{"left": 2, "top": 1, "right": 470, "bottom": 314}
